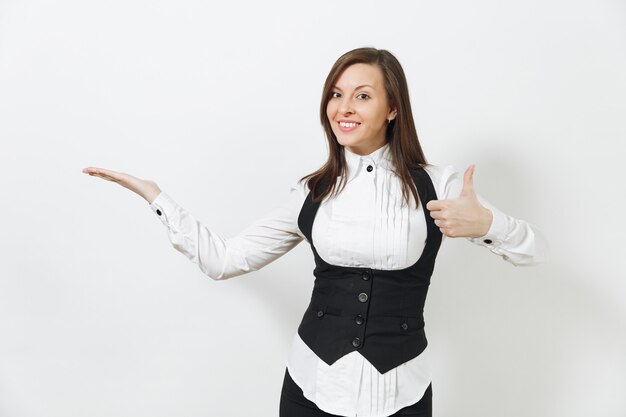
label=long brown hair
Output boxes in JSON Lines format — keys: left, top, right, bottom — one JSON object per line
{"left": 300, "top": 47, "right": 428, "bottom": 209}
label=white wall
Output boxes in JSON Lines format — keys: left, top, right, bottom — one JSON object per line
{"left": 1, "top": 0, "right": 624, "bottom": 416}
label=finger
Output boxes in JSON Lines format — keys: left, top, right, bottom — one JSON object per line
{"left": 429, "top": 210, "right": 444, "bottom": 220}
{"left": 83, "top": 166, "right": 107, "bottom": 174}
{"left": 426, "top": 200, "right": 445, "bottom": 211}
{"left": 84, "top": 170, "right": 117, "bottom": 182}
{"left": 83, "top": 167, "right": 125, "bottom": 181}
{"left": 460, "top": 164, "right": 475, "bottom": 196}
{"left": 83, "top": 167, "right": 119, "bottom": 176}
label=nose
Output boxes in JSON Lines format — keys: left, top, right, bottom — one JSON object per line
{"left": 337, "top": 96, "right": 354, "bottom": 115}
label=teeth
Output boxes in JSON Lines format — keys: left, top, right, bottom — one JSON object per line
{"left": 339, "top": 122, "right": 359, "bottom": 128}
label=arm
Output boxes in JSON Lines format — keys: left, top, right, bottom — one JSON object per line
{"left": 149, "top": 180, "right": 308, "bottom": 280}
{"left": 426, "top": 164, "right": 549, "bottom": 266}
{"left": 467, "top": 194, "right": 548, "bottom": 266}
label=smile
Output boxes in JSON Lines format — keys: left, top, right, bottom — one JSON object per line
{"left": 338, "top": 121, "right": 361, "bottom": 132}
{"left": 339, "top": 122, "right": 360, "bottom": 127}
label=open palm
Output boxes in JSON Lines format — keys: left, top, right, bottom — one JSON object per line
{"left": 82, "top": 166, "right": 161, "bottom": 204}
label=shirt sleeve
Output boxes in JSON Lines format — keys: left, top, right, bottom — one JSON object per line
{"left": 148, "top": 179, "right": 308, "bottom": 280}
{"left": 428, "top": 164, "right": 549, "bottom": 266}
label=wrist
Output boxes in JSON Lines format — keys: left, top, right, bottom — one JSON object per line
{"left": 145, "top": 187, "right": 162, "bottom": 205}
{"left": 478, "top": 207, "right": 493, "bottom": 237}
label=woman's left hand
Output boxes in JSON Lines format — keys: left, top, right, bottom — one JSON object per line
{"left": 426, "top": 165, "right": 493, "bottom": 238}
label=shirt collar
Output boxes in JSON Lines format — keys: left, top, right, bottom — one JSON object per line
{"left": 343, "top": 142, "right": 394, "bottom": 183}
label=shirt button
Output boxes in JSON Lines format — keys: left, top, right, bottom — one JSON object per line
{"left": 355, "top": 315, "right": 364, "bottom": 325}
{"left": 401, "top": 322, "right": 408, "bottom": 330}
{"left": 361, "top": 271, "right": 370, "bottom": 281}
{"left": 358, "top": 293, "right": 368, "bottom": 303}
{"left": 352, "top": 337, "right": 361, "bottom": 348}
{"left": 483, "top": 239, "right": 493, "bottom": 244}
{"left": 317, "top": 310, "right": 324, "bottom": 318}
{"left": 366, "top": 165, "right": 373, "bottom": 172}
{"left": 156, "top": 209, "right": 162, "bottom": 216}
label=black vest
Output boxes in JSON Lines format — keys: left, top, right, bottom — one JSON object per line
{"left": 296, "top": 168, "right": 443, "bottom": 375}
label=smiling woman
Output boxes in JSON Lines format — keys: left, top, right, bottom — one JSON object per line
{"left": 326, "top": 63, "right": 397, "bottom": 155}
{"left": 307, "top": 48, "right": 428, "bottom": 211}
{"left": 83, "top": 47, "right": 547, "bottom": 417}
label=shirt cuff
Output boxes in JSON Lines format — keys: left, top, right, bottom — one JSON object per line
{"left": 149, "top": 191, "right": 178, "bottom": 228}
{"left": 468, "top": 205, "right": 509, "bottom": 249}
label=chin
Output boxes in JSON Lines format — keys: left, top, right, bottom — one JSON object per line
{"left": 335, "top": 135, "right": 360, "bottom": 148}
{"left": 336, "top": 139, "right": 354, "bottom": 148}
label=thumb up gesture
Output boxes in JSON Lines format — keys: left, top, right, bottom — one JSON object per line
{"left": 425, "top": 165, "right": 493, "bottom": 238}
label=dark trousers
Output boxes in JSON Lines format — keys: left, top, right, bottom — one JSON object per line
{"left": 279, "top": 367, "right": 432, "bottom": 417}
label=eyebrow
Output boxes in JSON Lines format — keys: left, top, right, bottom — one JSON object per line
{"left": 332, "top": 84, "right": 374, "bottom": 91}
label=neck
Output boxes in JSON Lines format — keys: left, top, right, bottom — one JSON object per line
{"left": 345, "top": 140, "right": 387, "bottom": 156}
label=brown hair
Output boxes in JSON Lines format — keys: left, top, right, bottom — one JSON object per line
{"left": 300, "top": 47, "right": 428, "bottom": 208}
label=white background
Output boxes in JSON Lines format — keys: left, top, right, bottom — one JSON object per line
{"left": 1, "top": 0, "right": 625, "bottom": 416}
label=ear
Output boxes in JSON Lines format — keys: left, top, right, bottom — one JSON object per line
{"left": 388, "top": 107, "right": 398, "bottom": 121}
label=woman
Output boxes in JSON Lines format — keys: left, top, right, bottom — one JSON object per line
{"left": 83, "top": 47, "right": 547, "bottom": 417}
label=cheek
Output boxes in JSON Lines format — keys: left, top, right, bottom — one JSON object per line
{"left": 326, "top": 102, "right": 335, "bottom": 118}
{"left": 367, "top": 105, "right": 387, "bottom": 125}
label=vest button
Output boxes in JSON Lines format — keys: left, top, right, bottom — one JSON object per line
{"left": 156, "top": 209, "right": 162, "bottom": 216}
{"left": 352, "top": 337, "right": 361, "bottom": 348}
{"left": 483, "top": 239, "right": 493, "bottom": 244}
{"left": 355, "top": 315, "right": 364, "bottom": 325}
{"left": 401, "top": 322, "right": 408, "bottom": 330}
{"left": 366, "top": 165, "right": 373, "bottom": 172}
{"left": 361, "top": 271, "right": 370, "bottom": 281}
{"left": 317, "top": 310, "right": 324, "bottom": 318}
{"left": 358, "top": 293, "right": 368, "bottom": 303}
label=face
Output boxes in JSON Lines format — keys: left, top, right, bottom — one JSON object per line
{"left": 326, "top": 63, "right": 397, "bottom": 156}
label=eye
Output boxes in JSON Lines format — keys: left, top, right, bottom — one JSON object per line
{"left": 357, "top": 93, "right": 370, "bottom": 100}
{"left": 330, "top": 92, "right": 341, "bottom": 99}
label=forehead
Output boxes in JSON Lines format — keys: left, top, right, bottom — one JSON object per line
{"left": 334, "top": 63, "right": 384, "bottom": 89}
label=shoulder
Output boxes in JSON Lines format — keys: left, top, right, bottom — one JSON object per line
{"left": 422, "top": 163, "right": 462, "bottom": 200}
{"left": 290, "top": 177, "right": 310, "bottom": 197}
{"left": 287, "top": 177, "right": 312, "bottom": 210}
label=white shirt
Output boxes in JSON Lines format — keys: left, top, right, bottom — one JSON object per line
{"left": 148, "top": 143, "right": 548, "bottom": 417}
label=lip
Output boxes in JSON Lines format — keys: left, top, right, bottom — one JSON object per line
{"left": 337, "top": 120, "right": 361, "bottom": 133}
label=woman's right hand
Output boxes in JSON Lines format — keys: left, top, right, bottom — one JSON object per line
{"left": 82, "top": 166, "right": 162, "bottom": 204}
